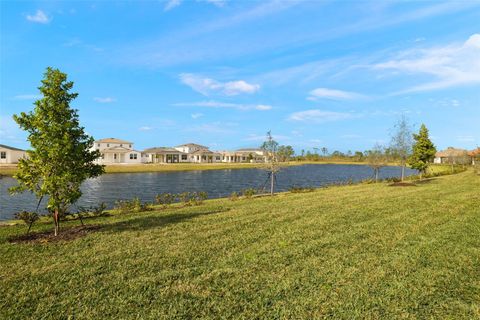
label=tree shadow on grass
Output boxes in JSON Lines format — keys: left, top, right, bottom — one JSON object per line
{"left": 101, "top": 207, "right": 230, "bottom": 234}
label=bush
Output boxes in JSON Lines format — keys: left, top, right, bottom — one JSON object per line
{"left": 179, "top": 192, "right": 208, "bottom": 206}
{"left": 114, "top": 198, "right": 152, "bottom": 214}
{"left": 155, "top": 193, "right": 176, "bottom": 208}
{"left": 229, "top": 191, "right": 239, "bottom": 201}
{"left": 289, "top": 185, "right": 315, "bottom": 193}
{"left": 242, "top": 188, "right": 257, "bottom": 198}
{"left": 15, "top": 211, "right": 39, "bottom": 234}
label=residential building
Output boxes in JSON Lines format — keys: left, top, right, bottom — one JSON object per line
{"left": 0, "top": 144, "right": 26, "bottom": 164}
{"left": 143, "top": 147, "right": 187, "bottom": 163}
{"left": 92, "top": 138, "right": 144, "bottom": 164}
{"left": 468, "top": 148, "right": 480, "bottom": 165}
{"left": 434, "top": 147, "right": 470, "bottom": 164}
{"left": 220, "top": 148, "right": 267, "bottom": 163}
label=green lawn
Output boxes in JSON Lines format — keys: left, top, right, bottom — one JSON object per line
{"left": 1, "top": 170, "right": 479, "bottom": 319}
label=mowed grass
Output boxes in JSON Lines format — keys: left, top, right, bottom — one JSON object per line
{"left": 1, "top": 171, "right": 479, "bottom": 319}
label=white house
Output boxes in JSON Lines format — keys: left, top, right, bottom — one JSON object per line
{"left": 219, "top": 148, "right": 267, "bottom": 163}
{"left": 0, "top": 144, "right": 26, "bottom": 164}
{"left": 92, "top": 138, "right": 144, "bottom": 164}
{"left": 434, "top": 147, "right": 470, "bottom": 165}
{"left": 143, "top": 147, "right": 188, "bottom": 163}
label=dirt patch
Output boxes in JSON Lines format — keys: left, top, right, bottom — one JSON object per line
{"left": 389, "top": 182, "right": 417, "bottom": 187}
{"left": 8, "top": 225, "right": 102, "bottom": 244}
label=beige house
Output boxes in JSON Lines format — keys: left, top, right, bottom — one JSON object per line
{"left": 0, "top": 144, "right": 26, "bottom": 164}
{"left": 468, "top": 148, "right": 480, "bottom": 165}
{"left": 219, "top": 148, "right": 267, "bottom": 163}
{"left": 434, "top": 147, "right": 470, "bottom": 165}
{"left": 143, "top": 147, "right": 187, "bottom": 163}
{"left": 92, "top": 138, "right": 144, "bottom": 164}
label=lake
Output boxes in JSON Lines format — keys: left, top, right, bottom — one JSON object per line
{"left": 0, "top": 164, "right": 417, "bottom": 220}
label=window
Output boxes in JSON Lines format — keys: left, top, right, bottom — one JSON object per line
{"left": 120, "top": 144, "right": 123, "bottom": 147}
{"left": 114, "top": 154, "right": 117, "bottom": 160}
{"left": 129, "top": 144, "right": 132, "bottom": 148}
{"left": 0, "top": 151, "right": 6, "bottom": 159}
{"left": 181, "top": 154, "right": 187, "bottom": 160}
{"left": 130, "top": 153, "right": 137, "bottom": 160}
{"left": 101, "top": 153, "right": 104, "bottom": 159}
{"left": 216, "top": 156, "right": 221, "bottom": 161}
{"left": 107, "top": 144, "right": 110, "bottom": 147}
{"left": 97, "top": 143, "right": 100, "bottom": 147}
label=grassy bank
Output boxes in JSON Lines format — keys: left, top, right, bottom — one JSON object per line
{"left": 1, "top": 170, "right": 479, "bottom": 319}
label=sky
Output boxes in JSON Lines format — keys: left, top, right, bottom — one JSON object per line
{"left": 1, "top": 0, "right": 479, "bottom": 153}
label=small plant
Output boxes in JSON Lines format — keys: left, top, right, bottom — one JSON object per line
{"left": 289, "top": 185, "right": 315, "bottom": 193}
{"left": 155, "top": 193, "right": 176, "bottom": 208}
{"left": 15, "top": 211, "right": 39, "bottom": 234}
{"left": 179, "top": 192, "right": 193, "bottom": 206}
{"left": 242, "top": 188, "right": 257, "bottom": 198}
{"left": 229, "top": 191, "right": 239, "bottom": 201}
{"left": 179, "top": 191, "right": 208, "bottom": 206}
{"left": 114, "top": 198, "right": 152, "bottom": 214}
{"left": 194, "top": 191, "right": 208, "bottom": 205}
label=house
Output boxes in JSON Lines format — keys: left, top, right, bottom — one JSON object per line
{"left": 0, "top": 144, "right": 26, "bottom": 164}
{"left": 468, "top": 148, "right": 480, "bottom": 165}
{"left": 434, "top": 147, "right": 470, "bottom": 164}
{"left": 92, "top": 138, "right": 144, "bottom": 164}
{"left": 219, "top": 148, "right": 267, "bottom": 163}
{"left": 143, "top": 147, "right": 187, "bottom": 163}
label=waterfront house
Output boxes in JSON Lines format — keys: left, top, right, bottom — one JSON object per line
{"left": 220, "top": 148, "right": 267, "bottom": 163}
{"left": 143, "top": 147, "right": 187, "bottom": 163}
{"left": 434, "top": 147, "right": 470, "bottom": 164}
{"left": 0, "top": 144, "right": 26, "bottom": 164}
{"left": 92, "top": 138, "right": 144, "bottom": 164}
{"left": 468, "top": 148, "right": 480, "bottom": 165}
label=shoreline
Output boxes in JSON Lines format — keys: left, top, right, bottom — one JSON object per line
{"left": 0, "top": 160, "right": 393, "bottom": 176}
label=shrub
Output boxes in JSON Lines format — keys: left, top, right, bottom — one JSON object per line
{"left": 155, "top": 193, "right": 176, "bottom": 208}
{"left": 289, "top": 185, "right": 315, "bottom": 193}
{"left": 229, "top": 191, "right": 239, "bottom": 201}
{"left": 178, "top": 192, "right": 208, "bottom": 206}
{"left": 15, "top": 211, "right": 39, "bottom": 234}
{"left": 114, "top": 198, "right": 152, "bottom": 214}
{"left": 242, "top": 188, "right": 257, "bottom": 198}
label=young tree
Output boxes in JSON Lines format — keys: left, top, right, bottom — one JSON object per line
{"left": 321, "top": 147, "right": 328, "bottom": 157}
{"left": 390, "top": 115, "right": 413, "bottom": 181}
{"left": 366, "top": 144, "right": 387, "bottom": 182}
{"left": 407, "top": 124, "right": 436, "bottom": 178}
{"left": 260, "top": 131, "right": 280, "bottom": 195}
{"left": 10, "top": 67, "right": 104, "bottom": 236}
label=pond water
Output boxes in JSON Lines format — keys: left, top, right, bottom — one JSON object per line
{"left": 0, "top": 164, "right": 417, "bottom": 220}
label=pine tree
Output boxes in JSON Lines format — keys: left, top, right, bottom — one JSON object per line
{"left": 408, "top": 124, "right": 436, "bottom": 177}
{"left": 10, "top": 67, "right": 104, "bottom": 236}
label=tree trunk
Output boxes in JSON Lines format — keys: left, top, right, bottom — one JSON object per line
{"left": 375, "top": 168, "right": 379, "bottom": 183}
{"left": 53, "top": 208, "right": 59, "bottom": 236}
{"left": 270, "top": 171, "right": 275, "bottom": 195}
{"left": 401, "top": 165, "right": 405, "bottom": 181}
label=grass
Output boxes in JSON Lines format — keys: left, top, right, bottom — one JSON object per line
{"left": 1, "top": 170, "right": 479, "bottom": 319}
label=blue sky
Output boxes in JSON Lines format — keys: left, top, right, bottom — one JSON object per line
{"left": 1, "top": 0, "right": 479, "bottom": 153}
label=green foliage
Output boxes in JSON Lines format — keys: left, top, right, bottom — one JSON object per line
{"left": 155, "top": 193, "right": 176, "bottom": 208}
{"left": 277, "top": 145, "right": 295, "bottom": 162}
{"left": 229, "top": 191, "right": 239, "bottom": 201}
{"left": 289, "top": 185, "right": 315, "bottom": 193}
{"left": 242, "top": 188, "right": 257, "bottom": 198}
{"left": 10, "top": 67, "right": 104, "bottom": 235}
{"left": 14, "top": 211, "right": 40, "bottom": 234}
{"left": 114, "top": 198, "right": 152, "bottom": 214}
{"left": 408, "top": 124, "right": 437, "bottom": 175}
{"left": 178, "top": 192, "right": 209, "bottom": 206}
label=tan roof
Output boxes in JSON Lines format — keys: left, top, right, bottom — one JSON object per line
{"left": 176, "top": 143, "right": 209, "bottom": 149}
{"left": 143, "top": 147, "right": 184, "bottom": 154}
{"left": 101, "top": 146, "right": 139, "bottom": 153}
{"left": 0, "top": 144, "right": 25, "bottom": 151}
{"left": 191, "top": 149, "right": 215, "bottom": 155}
{"left": 468, "top": 148, "right": 480, "bottom": 157}
{"left": 435, "top": 147, "right": 468, "bottom": 157}
{"left": 96, "top": 138, "right": 133, "bottom": 144}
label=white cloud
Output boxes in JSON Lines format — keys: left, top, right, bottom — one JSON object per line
{"left": 93, "top": 97, "right": 116, "bottom": 103}
{"left": 191, "top": 113, "right": 203, "bottom": 119}
{"left": 288, "top": 109, "right": 355, "bottom": 123}
{"left": 13, "top": 94, "right": 41, "bottom": 100}
{"left": 457, "top": 135, "right": 476, "bottom": 143}
{"left": 26, "top": 10, "right": 51, "bottom": 24}
{"left": 374, "top": 33, "right": 480, "bottom": 93}
{"left": 308, "top": 88, "right": 363, "bottom": 100}
{"left": 179, "top": 73, "right": 260, "bottom": 96}
{"left": 174, "top": 100, "right": 272, "bottom": 111}
{"left": 164, "top": 0, "right": 182, "bottom": 11}
{"left": 139, "top": 126, "right": 153, "bottom": 131}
